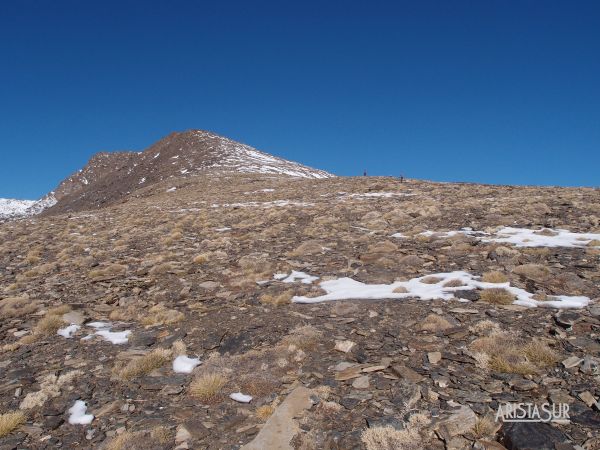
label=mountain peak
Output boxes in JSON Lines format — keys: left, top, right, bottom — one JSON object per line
{"left": 46, "top": 130, "right": 333, "bottom": 214}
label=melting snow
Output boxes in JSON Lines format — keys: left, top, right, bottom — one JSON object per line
{"left": 86, "top": 322, "right": 131, "bottom": 344}
{"left": 230, "top": 392, "right": 253, "bottom": 403}
{"left": 292, "top": 271, "right": 589, "bottom": 309}
{"left": 211, "top": 200, "right": 314, "bottom": 208}
{"left": 348, "top": 192, "right": 415, "bottom": 199}
{"left": 275, "top": 271, "right": 319, "bottom": 284}
{"left": 95, "top": 329, "right": 131, "bottom": 344}
{"left": 483, "top": 227, "right": 600, "bottom": 248}
{"left": 68, "top": 400, "right": 94, "bottom": 425}
{"left": 413, "top": 227, "right": 600, "bottom": 248}
{"left": 173, "top": 355, "right": 201, "bottom": 374}
{"left": 57, "top": 324, "right": 80, "bottom": 338}
{"left": 166, "top": 187, "right": 177, "bottom": 192}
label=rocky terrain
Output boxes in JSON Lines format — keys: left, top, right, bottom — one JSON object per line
{"left": 1, "top": 133, "right": 599, "bottom": 450}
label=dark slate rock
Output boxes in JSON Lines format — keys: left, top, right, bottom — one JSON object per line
{"left": 500, "top": 422, "right": 571, "bottom": 450}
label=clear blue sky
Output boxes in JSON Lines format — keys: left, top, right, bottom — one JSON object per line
{"left": 1, "top": 1, "right": 599, "bottom": 199}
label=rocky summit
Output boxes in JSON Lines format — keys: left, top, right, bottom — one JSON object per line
{"left": 0, "top": 132, "right": 599, "bottom": 450}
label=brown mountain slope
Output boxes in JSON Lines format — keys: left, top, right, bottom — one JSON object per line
{"left": 47, "top": 130, "right": 333, "bottom": 215}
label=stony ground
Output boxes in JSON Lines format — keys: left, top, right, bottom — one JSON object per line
{"left": 1, "top": 175, "right": 599, "bottom": 449}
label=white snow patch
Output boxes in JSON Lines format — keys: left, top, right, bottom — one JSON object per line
{"left": 95, "top": 329, "right": 131, "bottom": 345}
{"left": 292, "top": 271, "right": 589, "bottom": 309}
{"left": 215, "top": 227, "right": 231, "bottom": 232}
{"left": 275, "top": 271, "right": 319, "bottom": 284}
{"left": 68, "top": 400, "right": 94, "bottom": 425}
{"left": 0, "top": 194, "right": 57, "bottom": 220}
{"left": 483, "top": 227, "right": 600, "bottom": 248}
{"left": 414, "top": 227, "right": 600, "bottom": 248}
{"left": 419, "top": 228, "right": 479, "bottom": 239}
{"left": 86, "top": 322, "right": 131, "bottom": 344}
{"left": 57, "top": 324, "right": 80, "bottom": 338}
{"left": 166, "top": 187, "right": 177, "bottom": 192}
{"left": 230, "top": 392, "right": 253, "bottom": 403}
{"left": 173, "top": 355, "right": 201, "bottom": 374}
{"left": 212, "top": 200, "right": 314, "bottom": 208}
{"left": 348, "top": 192, "right": 415, "bottom": 199}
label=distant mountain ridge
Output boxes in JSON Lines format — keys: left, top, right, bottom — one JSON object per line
{"left": 0, "top": 195, "right": 56, "bottom": 221}
{"left": 1, "top": 129, "right": 333, "bottom": 219}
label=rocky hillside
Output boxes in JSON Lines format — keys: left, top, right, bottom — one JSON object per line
{"left": 46, "top": 130, "right": 333, "bottom": 215}
{"left": 0, "top": 173, "right": 599, "bottom": 450}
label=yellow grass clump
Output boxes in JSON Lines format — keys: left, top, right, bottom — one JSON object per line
{"left": 443, "top": 278, "right": 465, "bottom": 287}
{"left": 189, "top": 373, "right": 227, "bottom": 402}
{"left": 470, "top": 331, "right": 559, "bottom": 375}
{"left": 140, "top": 304, "right": 185, "bottom": 327}
{"left": 117, "top": 348, "right": 172, "bottom": 380}
{"left": 479, "top": 288, "right": 515, "bottom": 305}
{"left": 361, "top": 413, "right": 430, "bottom": 450}
{"left": 481, "top": 271, "right": 509, "bottom": 283}
{"left": 419, "top": 314, "right": 453, "bottom": 332}
{"left": 0, "top": 411, "right": 26, "bottom": 438}
{"left": 106, "top": 426, "right": 172, "bottom": 450}
{"left": 259, "top": 291, "right": 293, "bottom": 306}
{"left": 255, "top": 405, "right": 275, "bottom": 421}
{"left": 420, "top": 276, "right": 442, "bottom": 284}
{"left": 0, "top": 296, "right": 39, "bottom": 318}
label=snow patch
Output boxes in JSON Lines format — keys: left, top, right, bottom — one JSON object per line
{"left": 68, "top": 400, "right": 94, "bottom": 425}
{"left": 483, "top": 227, "right": 600, "bottom": 248}
{"left": 275, "top": 271, "right": 319, "bottom": 284}
{"left": 292, "top": 271, "right": 589, "bottom": 309}
{"left": 173, "top": 355, "right": 201, "bottom": 374}
{"left": 57, "top": 324, "right": 80, "bottom": 339}
{"left": 230, "top": 392, "right": 253, "bottom": 403}
{"left": 86, "top": 322, "right": 131, "bottom": 344}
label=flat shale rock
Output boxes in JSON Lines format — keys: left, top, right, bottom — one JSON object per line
{"left": 241, "top": 386, "right": 315, "bottom": 450}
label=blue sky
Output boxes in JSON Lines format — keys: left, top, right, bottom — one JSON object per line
{"left": 1, "top": 1, "right": 599, "bottom": 199}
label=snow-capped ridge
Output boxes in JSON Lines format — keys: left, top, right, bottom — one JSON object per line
{"left": 0, "top": 193, "right": 57, "bottom": 221}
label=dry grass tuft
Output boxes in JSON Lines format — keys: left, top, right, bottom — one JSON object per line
{"left": 88, "top": 263, "right": 127, "bottom": 280}
{"left": 140, "top": 304, "right": 185, "bottom": 327}
{"left": 443, "top": 278, "right": 465, "bottom": 287}
{"left": 35, "top": 315, "right": 64, "bottom": 335}
{"left": 0, "top": 411, "right": 26, "bottom": 438}
{"left": 361, "top": 413, "right": 430, "bottom": 450}
{"left": 106, "top": 426, "right": 172, "bottom": 450}
{"left": 189, "top": 373, "right": 227, "bottom": 402}
{"left": 420, "top": 276, "right": 443, "bottom": 284}
{"left": 193, "top": 253, "right": 209, "bottom": 264}
{"left": 471, "top": 416, "right": 500, "bottom": 439}
{"left": 117, "top": 348, "right": 172, "bottom": 380}
{"left": 255, "top": 405, "right": 275, "bottom": 421}
{"left": 481, "top": 271, "right": 508, "bottom": 283}
{"left": 0, "top": 296, "right": 39, "bottom": 318}
{"left": 420, "top": 314, "right": 453, "bottom": 332}
{"left": 392, "top": 286, "right": 408, "bottom": 293}
{"left": 512, "top": 264, "right": 551, "bottom": 282}
{"left": 479, "top": 288, "right": 515, "bottom": 305}
{"left": 470, "top": 330, "right": 559, "bottom": 375}
{"left": 259, "top": 291, "right": 293, "bottom": 306}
